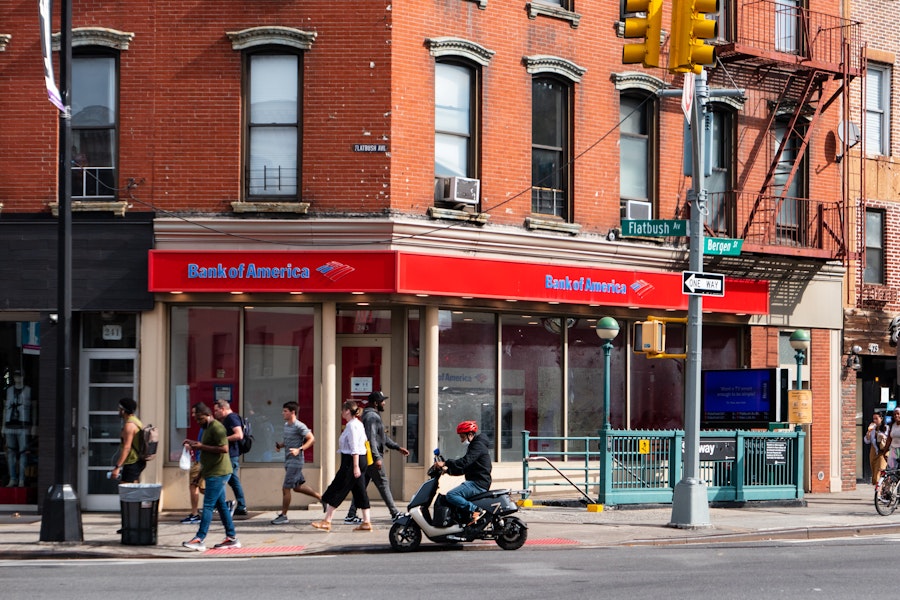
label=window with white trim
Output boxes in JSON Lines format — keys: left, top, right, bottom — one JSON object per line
{"left": 866, "top": 62, "right": 891, "bottom": 156}
{"left": 72, "top": 52, "right": 117, "bottom": 199}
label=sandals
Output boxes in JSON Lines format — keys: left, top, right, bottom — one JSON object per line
{"left": 310, "top": 520, "right": 332, "bottom": 532}
{"left": 353, "top": 522, "right": 373, "bottom": 532}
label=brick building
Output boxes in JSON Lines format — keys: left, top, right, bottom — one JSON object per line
{"left": 845, "top": 0, "right": 900, "bottom": 484}
{"left": 0, "top": 0, "right": 861, "bottom": 511}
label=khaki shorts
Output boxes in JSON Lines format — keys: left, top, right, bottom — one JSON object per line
{"left": 189, "top": 461, "right": 205, "bottom": 493}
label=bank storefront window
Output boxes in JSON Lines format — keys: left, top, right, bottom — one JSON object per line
{"left": 168, "top": 306, "right": 316, "bottom": 464}
{"left": 438, "top": 311, "right": 497, "bottom": 459}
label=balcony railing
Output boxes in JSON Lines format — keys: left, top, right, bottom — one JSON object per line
{"left": 703, "top": 191, "right": 844, "bottom": 258}
{"left": 723, "top": 0, "right": 862, "bottom": 75}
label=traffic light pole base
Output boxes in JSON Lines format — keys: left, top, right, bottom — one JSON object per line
{"left": 668, "top": 477, "right": 712, "bottom": 529}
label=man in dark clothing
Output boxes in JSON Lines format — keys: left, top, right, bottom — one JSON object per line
{"left": 434, "top": 420, "right": 491, "bottom": 525}
{"left": 213, "top": 398, "right": 248, "bottom": 516}
{"left": 345, "top": 391, "right": 409, "bottom": 523}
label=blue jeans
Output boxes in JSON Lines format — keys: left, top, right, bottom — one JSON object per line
{"left": 196, "top": 474, "right": 236, "bottom": 541}
{"left": 227, "top": 456, "right": 246, "bottom": 510}
{"left": 445, "top": 480, "right": 486, "bottom": 515}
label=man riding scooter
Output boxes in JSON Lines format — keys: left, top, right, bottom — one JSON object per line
{"left": 434, "top": 420, "right": 491, "bottom": 525}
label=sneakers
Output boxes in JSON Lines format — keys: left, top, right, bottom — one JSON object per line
{"left": 271, "top": 513, "right": 289, "bottom": 525}
{"left": 226, "top": 500, "right": 236, "bottom": 517}
{"left": 213, "top": 536, "right": 242, "bottom": 549}
{"left": 391, "top": 513, "right": 404, "bottom": 522}
{"left": 234, "top": 507, "right": 249, "bottom": 516}
{"left": 182, "top": 537, "right": 206, "bottom": 552}
{"left": 344, "top": 515, "right": 363, "bottom": 524}
{"left": 468, "top": 510, "right": 485, "bottom": 525}
{"left": 180, "top": 513, "right": 201, "bottom": 524}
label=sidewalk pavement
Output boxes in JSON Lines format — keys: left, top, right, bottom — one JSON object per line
{"left": 2, "top": 484, "right": 900, "bottom": 559}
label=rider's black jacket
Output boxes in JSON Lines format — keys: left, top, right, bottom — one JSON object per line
{"left": 444, "top": 433, "right": 492, "bottom": 490}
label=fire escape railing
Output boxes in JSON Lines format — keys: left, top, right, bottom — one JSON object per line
{"left": 704, "top": 191, "right": 844, "bottom": 257}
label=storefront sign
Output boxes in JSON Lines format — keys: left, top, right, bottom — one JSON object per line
{"left": 149, "top": 250, "right": 769, "bottom": 315}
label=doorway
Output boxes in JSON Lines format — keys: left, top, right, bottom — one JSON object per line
{"left": 336, "top": 336, "right": 403, "bottom": 500}
{"left": 78, "top": 349, "right": 139, "bottom": 511}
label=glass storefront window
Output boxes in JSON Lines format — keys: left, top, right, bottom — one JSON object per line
{"left": 168, "top": 306, "right": 316, "bottom": 464}
{"left": 500, "top": 316, "right": 564, "bottom": 461}
{"left": 438, "top": 310, "right": 497, "bottom": 459}
{"left": 169, "top": 307, "right": 241, "bottom": 462}
{"left": 243, "top": 307, "right": 316, "bottom": 463}
{"left": 568, "top": 318, "right": 625, "bottom": 436}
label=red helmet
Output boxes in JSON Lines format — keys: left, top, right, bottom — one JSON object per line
{"left": 456, "top": 420, "right": 478, "bottom": 434}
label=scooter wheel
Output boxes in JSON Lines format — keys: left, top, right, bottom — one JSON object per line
{"left": 495, "top": 516, "right": 527, "bottom": 550}
{"left": 389, "top": 520, "right": 422, "bottom": 552}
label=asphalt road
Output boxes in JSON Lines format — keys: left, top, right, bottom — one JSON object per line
{"left": 1, "top": 537, "right": 892, "bottom": 600}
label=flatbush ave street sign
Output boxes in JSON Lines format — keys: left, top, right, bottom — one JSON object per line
{"left": 621, "top": 219, "right": 688, "bottom": 237}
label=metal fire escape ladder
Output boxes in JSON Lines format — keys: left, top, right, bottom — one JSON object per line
{"left": 741, "top": 70, "right": 826, "bottom": 239}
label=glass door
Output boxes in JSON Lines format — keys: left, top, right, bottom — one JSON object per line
{"left": 78, "top": 349, "right": 138, "bottom": 511}
{"left": 336, "top": 337, "right": 400, "bottom": 497}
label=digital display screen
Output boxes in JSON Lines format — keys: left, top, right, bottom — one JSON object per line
{"left": 701, "top": 368, "right": 783, "bottom": 427}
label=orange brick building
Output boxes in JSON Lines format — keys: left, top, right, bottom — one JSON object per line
{"left": 0, "top": 0, "right": 862, "bottom": 511}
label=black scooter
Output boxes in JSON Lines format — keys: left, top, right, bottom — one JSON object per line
{"left": 388, "top": 449, "right": 528, "bottom": 552}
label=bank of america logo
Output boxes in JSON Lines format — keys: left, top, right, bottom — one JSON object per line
{"left": 631, "top": 279, "right": 654, "bottom": 297}
{"left": 317, "top": 261, "right": 356, "bottom": 281}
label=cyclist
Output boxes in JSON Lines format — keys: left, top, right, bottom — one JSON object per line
{"left": 881, "top": 409, "right": 900, "bottom": 469}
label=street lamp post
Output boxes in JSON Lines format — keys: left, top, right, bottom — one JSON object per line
{"left": 596, "top": 317, "right": 620, "bottom": 504}
{"left": 789, "top": 329, "right": 811, "bottom": 391}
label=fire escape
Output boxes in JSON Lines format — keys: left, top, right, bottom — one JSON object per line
{"left": 709, "top": 0, "right": 863, "bottom": 263}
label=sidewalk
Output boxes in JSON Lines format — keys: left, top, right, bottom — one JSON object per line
{"left": 1, "top": 485, "right": 899, "bottom": 559}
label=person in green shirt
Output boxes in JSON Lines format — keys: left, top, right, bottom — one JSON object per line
{"left": 181, "top": 402, "right": 240, "bottom": 552}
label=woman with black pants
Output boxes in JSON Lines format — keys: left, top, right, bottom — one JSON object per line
{"left": 311, "top": 400, "right": 372, "bottom": 531}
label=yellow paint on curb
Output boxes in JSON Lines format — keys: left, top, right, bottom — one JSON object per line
{"left": 516, "top": 499, "right": 533, "bottom": 508}
{"left": 587, "top": 504, "right": 604, "bottom": 512}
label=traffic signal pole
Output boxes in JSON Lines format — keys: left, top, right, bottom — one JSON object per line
{"left": 669, "top": 70, "right": 711, "bottom": 528}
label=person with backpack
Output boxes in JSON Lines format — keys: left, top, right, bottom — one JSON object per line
{"left": 111, "top": 398, "right": 146, "bottom": 483}
{"left": 344, "top": 391, "right": 409, "bottom": 523}
{"left": 213, "top": 398, "right": 248, "bottom": 516}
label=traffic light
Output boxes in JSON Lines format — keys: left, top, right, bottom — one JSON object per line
{"left": 669, "top": 0, "right": 718, "bottom": 74}
{"left": 622, "top": 0, "right": 663, "bottom": 68}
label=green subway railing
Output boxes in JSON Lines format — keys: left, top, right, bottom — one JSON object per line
{"left": 522, "top": 428, "right": 805, "bottom": 505}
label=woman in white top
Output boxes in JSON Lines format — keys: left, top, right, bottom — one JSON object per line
{"left": 882, "top": 409, "right": 900, "bottom": 470}
{"left": 867, "top": 411, "right": 888, "bottom": 483}
{"left": 311, "top": 400, "right": 372, "bottom": 531}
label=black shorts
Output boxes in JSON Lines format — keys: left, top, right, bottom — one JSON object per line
{"left": 121, "top": 460, "right": 146, "bottom": 483}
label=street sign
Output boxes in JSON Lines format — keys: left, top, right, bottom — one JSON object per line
{"left": 621, "top": 219, "right": 688, "bottom": 237}
{"left": 703, "top": 237, "right": 743, "bottom": 256}
{"left": 682, "top": 271, "right": 725, "bottom": 296}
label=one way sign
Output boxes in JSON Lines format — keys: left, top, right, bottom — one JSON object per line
{"left": 682, "top": 271, "right": 725, "bottom": 296}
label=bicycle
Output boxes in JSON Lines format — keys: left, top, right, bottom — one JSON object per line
{"left": 875, "top": 467, "right": 900, "bottom": 515}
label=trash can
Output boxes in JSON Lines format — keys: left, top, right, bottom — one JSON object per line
{"left": 119, "top": 483, "right": 161, "bottom": 545}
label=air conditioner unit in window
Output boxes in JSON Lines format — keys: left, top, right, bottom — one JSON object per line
{"left": 437, "top": 176, "right": 480, "bottom": 205}
{"left": 623, "top": 200, "right": 652, "bottom": 221}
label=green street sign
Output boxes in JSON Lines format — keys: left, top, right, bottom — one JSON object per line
{"left": 621, "top": 219, "right": 688, "bottom": 237}
{"left": 704, "top": 237, "right": 743, "bottom": 256}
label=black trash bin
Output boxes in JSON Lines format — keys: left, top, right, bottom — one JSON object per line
{"left": 119, "top": 483, "right": 161, "bottom": 545}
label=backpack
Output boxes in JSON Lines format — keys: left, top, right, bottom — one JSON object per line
{"left": 238, "top": 416, "right": 253, "bottom": 455}
{"left": 139, "top": 424, "right": 159, "bottom": 461}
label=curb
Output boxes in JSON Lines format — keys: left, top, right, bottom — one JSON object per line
{"left": 621, "top": 522, "right": 900, "bottom": 546}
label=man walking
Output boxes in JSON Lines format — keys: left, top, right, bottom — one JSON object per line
{"left": 271, "top": 401, "right": 321, "bottom": 524}
{"left": 214, "top": 398, "right": 248, "bottom": 516}
{"left": 345, "top": 391, "right": 409, "bottom": 523}
{"left": 182, "top": 403, "right": 240, "bottom": 551}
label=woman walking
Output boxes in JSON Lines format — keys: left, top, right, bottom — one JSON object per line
{"left": 311, "top": 401, "right": 372, "bottom": 531}
{"left": 868, "top": 411, "right": 888, "bottom": 483}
